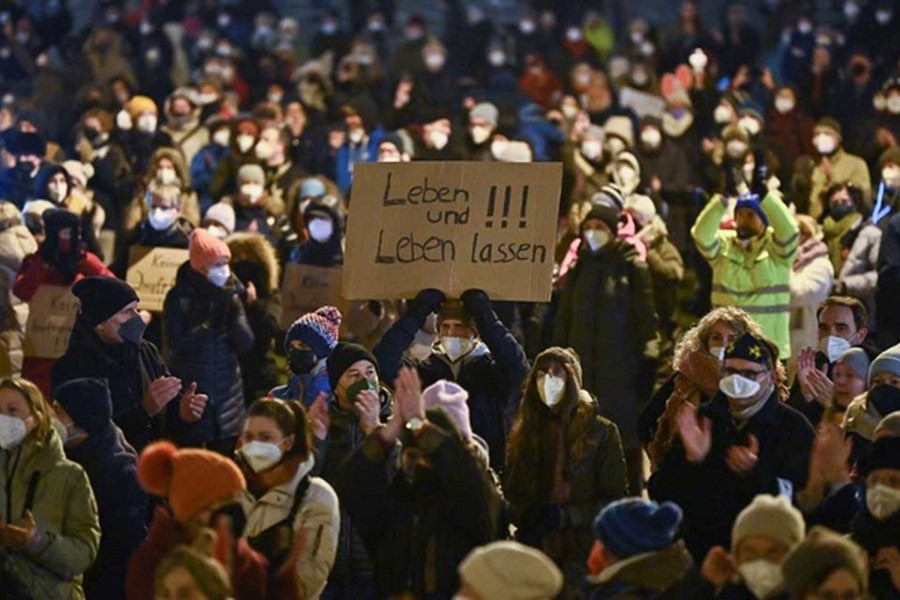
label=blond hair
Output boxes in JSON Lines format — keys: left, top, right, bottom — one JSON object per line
{"left": 0, "top": 378, "right": 53, "bottom": 446}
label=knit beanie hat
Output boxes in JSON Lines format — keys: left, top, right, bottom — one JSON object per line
{"left": 72, "top": 276, "right": 140, "bottom": 327}
{"left": 138, "top": 441, "right": 246, "bottom": 523}
{"left": 204, "top": 202, "right": 235, "bottom": 234}
{"left": 868, "top": 342, "right": 900, "bottom": 387}
{"left": 815, "top": 117, "right": 842, "bottom": 141}
{"left": 624, "top": 194, "right": 657, "bottom": 227}
{"left": 379, "top": 133, "right": 406, "bottom": 155}
{"left": 857, "top": 436, "right": 900, "bottom": 476}
{"left": 735, "top": 193, "right": 770, "bottom": 227}
{"left": 836, "top": 347, "right": 871, "bottom": 382}
{"left": 189, "top": 228, "right": 231, "bottom": 272}
{"left": 603, "top": 115, "right": 634, "bottom": 148}
{"left": 437, "top": 299, "right": 476, "bottom": 329}
{"left": 722, "top": 123, "right": 750, "bottom": 145}
{"left": 8, "top": 131, "right": 46, "bottom": 157}
{"left": 61, "top": 160, "right": 94, "bottom": 188}
{"left": 584, "top": 185, "right": 625, "bottom": 233}
{"left": 237, "top": 163, "right": 265, "bottom": 185}
{"left": 423, "top": 380, "right": 472, "bottom": 441}
{"left": 54, "top": 377, "right": 113, "bottom": 437}
{"left": 326, "top": 342, "right": 380, "bottom": 391}
{"left": 593, "top": 498, "right": 683, "bottom": 559}
{"left": 458, "top": 541, "right": 563, "bottom": 600}
{"left": 285, "top": 306, "right": 343, "bottom": 358}
{"left": 879, "top": 146, "right": 900, "bottom": 169}
{"left": 470, "top": 102, "right": 499, "bottom": 128}
{"left": 299, "top": 177, "right": 327, "bottom": 199}
{"left": 874, "top": 411, "right": 900, "bottom": 439}
{"left": 783, "top": 526, "right": 868, "bottom": 600}
{"left": 731, "top": 494, "right": 805, "bottom": 554}
{"left": 127, "top": 95, "right": 158, "bottom": 118}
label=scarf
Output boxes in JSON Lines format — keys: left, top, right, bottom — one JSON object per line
{"left": 823, "top": 212, "right": 861, "bottom": 271}
{"left": 243, "top": 454, "right": 306, "bottom": 499}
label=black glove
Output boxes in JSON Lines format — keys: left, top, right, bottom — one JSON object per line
{"left": 750, "top": 152, "right": 770, "bottom": 198}
{"left": 461, "top": 289, "right": 492, "bottom": 316}
{"left": 411, "top": 288, "right": 445, "bottom": 318}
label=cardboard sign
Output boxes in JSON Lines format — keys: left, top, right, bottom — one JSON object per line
{"left": 344, "top": 162, "right": 562, "bottom": 302}
{"left": 280, "top": 263, "right": 348, "bottom": 329}
{"left": 126, "top": 246, "right": 189, "bottom": 312}
{"left": 618, "top": 87, "right": 666, "bottom": 119}
{"left": 24, "top": 285, "right": 80, "bottom": 359}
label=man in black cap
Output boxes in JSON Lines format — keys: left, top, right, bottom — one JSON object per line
{"left": 51, "top": 276, "right": 207, "bottom": 451}
{"left": 0, "top": 130, "right": 47, "bottom": 207}
{"left": 649, "top": 332, "right": 815, "bottom": 561}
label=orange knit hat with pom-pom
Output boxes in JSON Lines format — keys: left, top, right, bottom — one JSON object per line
{"left": 138, "top": 441, "right": 246, "bottom": 523}
{"left": 190, "top": 228, "right": 231, "bottom": 273}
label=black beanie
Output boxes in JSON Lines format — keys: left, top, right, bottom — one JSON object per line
{"left": 72, "top": 276, "right": 140, "bottom": 327}
{"left": 54, "top": 378, "right": 113, "bottom": 437}
{"left": 327, "top": 342, "right": 380, "bottom": 391}
{"left": 858, "top": 436, "right": 900, "bottom": 477}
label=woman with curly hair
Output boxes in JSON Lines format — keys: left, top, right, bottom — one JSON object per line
{"left": 639, "top": 306, "right": 767, "bottom": 467}
{"left": 504, "top": 346, "right": 627, "bottom": 597}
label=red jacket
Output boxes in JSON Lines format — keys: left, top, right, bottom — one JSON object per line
{"left": 13, "top": 251, "right": 113, "bottom": 302}
{"left": 127, "top": 506, "right": 268, "bottom": 600}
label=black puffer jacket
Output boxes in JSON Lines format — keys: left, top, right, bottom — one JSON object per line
{"left": 163, "top": 262, "right": 254, "bottom": 445}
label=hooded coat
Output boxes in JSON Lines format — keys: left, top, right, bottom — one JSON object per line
{"left": 123, "top": 147, "right": 201, "bottom": 233}
{"left": 789, "top": 236, "right": 835, "bottom": 359}
{"left": 226, "top": 232, "right": 281, "bottom": 400}
{"left": 159, "top": 89, "right": 209, "bottom": 167}
{"left": 0, "top": 430, "right": 100, "bottom": 600}
{"left": 163, "top": 262, "right": 254, "bottom": 446}
{"left": 552, "top": 238, "right": 657, "bottom": 450}
{"left": 0, "top": 204, "right": 37, "bottom": 377}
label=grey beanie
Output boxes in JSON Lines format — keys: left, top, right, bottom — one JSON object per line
{"left": 874, "top": 411, "right": 900, "bottom": 439}
{"left": 470, "top": 102, "right": 499, "bottom": 128}
{"left": 868, "top": 342, "right": 900, "bottom": 387}
{"left": 836, "top": 347, "right": 871, "bottom": 382}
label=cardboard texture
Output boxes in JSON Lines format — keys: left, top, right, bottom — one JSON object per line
{"left": 24, "top": 285, "right": 80, "bottom": 359}
{"left": 344, "top": 161, "right": 562, "bottom": 302}
{"left": 126, "top": 246, "right": 190, "bottom": 312}
{"left": 280, "top": 263, "right": 348, "bottom": 329}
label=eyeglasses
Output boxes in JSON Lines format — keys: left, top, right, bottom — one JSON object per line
{"left": 723, "top": 367, "right": 767, "bottom": 379}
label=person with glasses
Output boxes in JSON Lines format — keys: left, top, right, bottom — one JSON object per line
{"left": 649, "top": 332, "right": 815, "bottom": 561}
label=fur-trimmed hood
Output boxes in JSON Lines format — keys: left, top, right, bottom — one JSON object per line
{"left": 225, "top": 232, "right": 280, "bottom": 293}
{"left": 146, "top": 146, "right": 191, "bottom": 187}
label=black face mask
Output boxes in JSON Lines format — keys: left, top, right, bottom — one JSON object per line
{"left": 288, "top": 348, "right": 316, "bottom": 375}
{"left": 118, "top": 315, "right": 147, "bottom": 344}
{"left": 15, "top": 161, "right": 34, "bottom": 178}
{"left": 870, "top": 385, "right": 900, "bottom": 416}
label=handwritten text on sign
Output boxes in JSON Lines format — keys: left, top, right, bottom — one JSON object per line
{"left": 24, "top": 285, "right": 80, "bottom": 359}
{"left": 127, "top": 246, "right": 190, "bottom": 312}
{"left": 344, "top": 162, "right": 561, "bottom": 302}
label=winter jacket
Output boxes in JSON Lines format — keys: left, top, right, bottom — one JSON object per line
{"left": 588, "top": 542, "right": 694, "bottom": 600}
{"left": 126, "top": 505, "right": 268, "bottom": 600}
{"left": 506, "top": 394, "right": 628, "bottom": 574}
{"left": 0, "top": 213, "right": 37, "bottom": 377}
{"left": 789, "top": 237, "right": 834, "bottom": 360}
{"left": 163, "top": 262, "right": 254, "bottom": 445}
{"left": 85, "top": 140, "right": 135, "bottom": 229}
{"left": 809, "top": 149, "right": 872, "bottom": 219}
{"left": 314, "top": 389, "right": 392, "bottom": 597}
{"left": 228, "top": 233, "right": 282, "bottom": 400}
{"left": 851, "top": 506, "right": 900, "bottom": 600}
{"left": 648, "top": 391, "right": 815, "bottom": 561}
{"left": 159, "top": 95, "right": 209, "bottom": 167}
{"left": 190, "top": 142, "right": 229, "bottom": 213}
{"left": 838, "top": 222, "right": 881, "bottom": 328}
{"left": 122, "top": 147, "right": 202, "bottom": 232}
{"left": 823, "top": 212, "right": 863, "bottom": 275}
{"left": 374, "top": 292, "right": 529, "bottom": 471}
{"left": 65, "top": 426, "right": 147, "bottom": 600}
{"left": 639, "top": 217, "right": 684, "bottom": 346}
{"left": 13, "top": 250, "right": 113, "bottom": 398}
{"left": 692, "top": 193, "right": 799, "bottom": 359}
{"left": 271, "top": 362, "right": 331, "bottom": 408}
{"left": 52, "top": 317, "right": 177, "bottom": 452}
{"left": 113, "top": 217, "right": 193, "bottom": 278}
{"left": 334, "top": 129, "right": 385, "bottom": 197}
{"left": 335, "top": 424, "right": 498, "bottom": 600}
{"left": 0, "top": 431, "right": 100, "bottom": 600}
{"left": 239, "top": 456, "right": 340, "bottom": 600}
{"left": 876, "top": 212, "right": 900, "bottom": 346}
{"left": 764, "top": 108, "right": 815, "bottom": 184}
{"left": 552, "top": 239, "right": 657, "bottom": 449}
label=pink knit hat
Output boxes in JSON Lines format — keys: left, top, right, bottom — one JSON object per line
{"left": 189, "top": 228, "right": 231, "bottom": 272}
{"left": 423, "top": 380, "right": 472, "bottom": 441}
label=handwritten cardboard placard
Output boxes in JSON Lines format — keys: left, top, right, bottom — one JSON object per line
{"left": 344, "top": 162, "right": 562, "bottom": 302}
{"left": 126, "top": 246, "right": 189, "bottom": 312}
{"left": 618, "top": 87, "right": 667, "bottom": 119}
{"left": 24, "top": 285, "right": 80, "bottom": 359}
{"left": 280, "top": 263, "right": 349, "bottom": 329}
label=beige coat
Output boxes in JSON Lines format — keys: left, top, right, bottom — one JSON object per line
{"left": 809, "top": 149, "right": 872, "bottom": 219}
{"left": 0, "top": 207, "right": 37, "bottom": 376}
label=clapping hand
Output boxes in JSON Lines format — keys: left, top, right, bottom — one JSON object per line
{"left": 726, "top": 435, "right": 759, "bottom": 475}
{"left": 307, "top": 393, "right": 330, "bottom": 441}
{"left": 179, "top": 382, "right": 208, "bottom": 423}
{"left": 676, "top": 403, "right": 712, "bottom": 463}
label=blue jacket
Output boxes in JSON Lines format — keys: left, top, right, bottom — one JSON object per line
{"left": 334, "top": 128, "right": 384, "bottom": 197}
{"left": 271, "top": 365, "right": 332, "bottom": 407}
{"left": 190, "top": 143, "right": 228, "bottom": 213}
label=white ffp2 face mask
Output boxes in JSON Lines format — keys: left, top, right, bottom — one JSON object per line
{"left": 867, "top": 484, "right": 900, "bottom": 520}
{"left": 442, "top": 337, "right": 473, "bottom": 362}
{"left": 307, "top": 218, "right": 334, "bottom": 243}
{"left": 428, "top": 130, "right": 449, "bottom": 150}
{"left": 0, "top": 414, "right": 29, "bottom": 450}
{"left": 719, "top": 374, "right": 761, "bottom": 399}
{"left": 207, "top": 264, "right": 230, "bottom": 288}
{"left": 240, "top": 440, "right": 283, "bottom": 473}
{"left": 738, "top": 560, "right": 783, "bottom": 599}
{"left": 538, "top": 375, "right": 566, "bottom": 407}
{"left": 814, "top": 133, "right": 837, "bottom": 155}
{"left": 584, "top": 229, "right": 610, "bottom": 252}
{"left": 149, "top": 207, "right": 178, "bottom": 231}
{"left": 818, "top": 335, "right": 851, "bottom": 364}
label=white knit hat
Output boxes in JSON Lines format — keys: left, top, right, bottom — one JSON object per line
{"left": 204, "top": 202, "right": 236, "bottom": 234}
{"left": 732, "top": 495, "right": 805, "bottom": 554}
{"left": 459, "top": 541, "right": 563, "bottom": 600}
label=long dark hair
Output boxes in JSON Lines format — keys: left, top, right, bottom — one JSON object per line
{"left": 38, "top": 209, "right": 84, "bottom": 283}
{"left": 246, "top": 398, "right": 313, "bottom": 460}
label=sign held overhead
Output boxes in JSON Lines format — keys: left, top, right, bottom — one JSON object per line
{"left": 344, "top": 161, "right": 561, "bottom": 302}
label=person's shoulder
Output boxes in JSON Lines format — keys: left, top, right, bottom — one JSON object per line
{"left": 307, "top": 476, "right": 340, "bottom": 512}
{"left": 774, "top": 398, "right": 815, "bottom": 433}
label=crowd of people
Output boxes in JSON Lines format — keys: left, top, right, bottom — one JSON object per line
{"left": 1, "top": 0, "right": 900, "bottom": 599}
